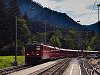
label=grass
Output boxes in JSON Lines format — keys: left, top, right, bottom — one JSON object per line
{"left": 0, "top": 56, "right": 25, "bottom": 69}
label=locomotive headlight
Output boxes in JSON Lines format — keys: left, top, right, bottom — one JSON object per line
{"left": 27, "top": 54, "right": 29, "bottom": 56}
{"left": 37, "top": 54, "right": 39, "bottom": 55}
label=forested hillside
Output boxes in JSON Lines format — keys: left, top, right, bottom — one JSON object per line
{"left": 0, "top": 0, "right": 31, "bottom": 55}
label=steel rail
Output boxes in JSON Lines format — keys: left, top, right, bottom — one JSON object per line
{"left": 30, "top": 58, "right": 71, "bottom": 75}
{"left": 0, "top": 64, "right": 32, "bottom": 75}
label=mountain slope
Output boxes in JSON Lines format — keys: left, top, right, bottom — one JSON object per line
{"left": 86, "top": 21, "right": 100, "bottom": 33}
{"left": 6, "top": 0, "right": 89, "bottom": 31}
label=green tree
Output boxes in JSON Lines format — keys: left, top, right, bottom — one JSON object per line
{"left": 49, "top": 35, "right": 61, "bottom": 47}
{"left": 0, "top": 0, "right": 6, "bottom": 48}
{"left": 17, "top": 17, "right": 31, "bottom": 44}
{"left": 8, "top": 0, "right": 20, "bottom": 16}
{"left": 49, "top": 35, "right": 55, "bottom": 46}
{"left": 55, "top": 37, "right": 61, "bottom": 47}
{"left": 87, "top": 46, "right": 92, "bottom": 51}
{"left": 34, "top": 32, "right": 45, "bottom": 43}
{"left": 55, "top": 30, "right": 62, "bottom": 39}
{"left": 0, "top": 0, "right": 5, "bottom": 19}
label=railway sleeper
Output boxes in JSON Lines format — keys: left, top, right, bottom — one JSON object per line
{"left": 34, "top": 58, "right": 71, "bottom": 75}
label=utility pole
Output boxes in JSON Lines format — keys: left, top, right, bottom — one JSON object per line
{"left": 43, "top": 20, "right": 47, "bottom": 45}
{"left": 97, "top": 4, "right": 100, "bottom": 23}
{"left": 97, "top": 4, "right": 100, "bottom": 50}
{"left": 77, "top": 21, "right": 80, "bottom": 57}
{"left": 45, "top": 20, "right": 46, "bottom": 45}
{"left": 97, "top": 4, "right": 100, "bottom": 64}
{"left": 13, "top": 16, "right": 18, "bottom": 66}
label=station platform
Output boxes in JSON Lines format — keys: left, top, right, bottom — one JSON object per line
{"left": 8, "top": 61, "right": 57, "bottom": 75}
{"left": 63, "top": 58, "right": 81, "bottom": 75}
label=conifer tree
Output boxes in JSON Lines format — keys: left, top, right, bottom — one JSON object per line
{"left": 8, "top": 0, "right": 20, "bottom": 16}
{"left": 0, "top": 0, "right": 5, "bottom": 48}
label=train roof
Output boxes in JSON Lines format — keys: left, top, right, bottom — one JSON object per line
{"left": 25, "top": 44, "right": 99, "bottom": 53}
{"left": 83, "top": 50, "right": 99, "bottom": 53}
{"left": 42, "top": 44, "right": 59, "bottom": 49}
{"left": 25, "top": 43, "right": 60, "bottom": 49}
{"left": 60, "top": 49, "right": 99, "bottom": 53}
{"left": 60, "top": 49, "right": 81, "bottom": 52}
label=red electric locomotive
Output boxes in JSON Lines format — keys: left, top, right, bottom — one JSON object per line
{"left": 25, "top": 44, "right": 43, "bottom": 64}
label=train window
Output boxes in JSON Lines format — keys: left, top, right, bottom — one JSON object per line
{"left": 36, "top": 46, "right": 41, "bottom": 48}
{"left": 36, "top": 47, "right": 40, "bottom": 50}
{"left": 51, "top": 50, "right": 53, "bottom": 51}
{"left": 36, "top": 46, "right": 41, "bottom": 50}
{"left": 25, "top": 45, "right": 35, "bottom": 50}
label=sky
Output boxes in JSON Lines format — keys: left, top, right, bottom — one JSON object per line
{"left": 32, "top": 0, "right": 100, "bottom": 25}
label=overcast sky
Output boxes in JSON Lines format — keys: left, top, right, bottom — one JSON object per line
{"left": 32, "top": 0, "right": 100, "bottom": 25}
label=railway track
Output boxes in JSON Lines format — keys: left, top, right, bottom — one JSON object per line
{"left": 83, "top": 59, "right": 94, "bottom": 75}
{"left": 93, "top": 64, "right": 100, "bottom": 75}
{"left": 29, "top": 58, "right": 71, "bottom": 75}
{"left": 79, "top": 59, "right": 89, "bottom": 75}
{"left": 0, "top": 64, "right": 32, "bottom": 75}
{"left": 79, "top": 58, "right": 100, "bottom": 75}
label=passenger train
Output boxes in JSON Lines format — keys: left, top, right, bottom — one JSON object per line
{"left": 25, "top": 43, "right": 99, "bottom": 64}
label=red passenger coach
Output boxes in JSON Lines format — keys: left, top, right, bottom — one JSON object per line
{"left": 60, "top": 49, "right": 79, "bottom": 58}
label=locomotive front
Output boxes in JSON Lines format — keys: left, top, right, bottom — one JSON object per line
{"left": 25, "top": 44, "right": 42, "bottom": 65}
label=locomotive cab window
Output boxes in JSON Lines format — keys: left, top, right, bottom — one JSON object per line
{"left": 36, "top": 46, "right": 41, "bottom": 50}
{"left": 25, "top": 45, "right": 36, "bottom": 51}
